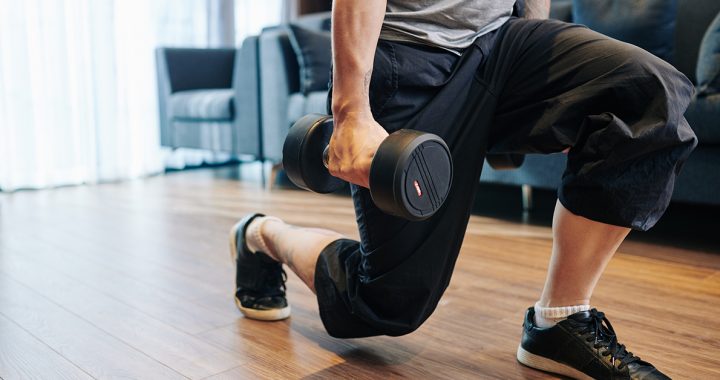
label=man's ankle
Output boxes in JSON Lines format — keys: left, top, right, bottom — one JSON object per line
{"left": 245, "top": 216, "right": 283, "bottom": 261}
{"left": 533, "top": 301, "right": 591, "bottom": 328}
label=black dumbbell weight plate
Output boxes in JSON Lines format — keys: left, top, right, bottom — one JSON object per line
{"left": 282, "top": 114, "right": 345, "bottom": 193}
{"left": 370, "top": 130, "right": 452, "bottom": 221}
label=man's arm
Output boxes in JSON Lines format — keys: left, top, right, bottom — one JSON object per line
{"left": 524, "top": 0, "right": 550, "bottom": 19}
{"left": 326, "top": 0, "right": 388, "bottom": 188}
{"left": 331, "top": 0, "right": 386, "bottom": 118}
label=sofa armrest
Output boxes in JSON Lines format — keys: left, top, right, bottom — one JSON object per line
{"left": 685, "top": 93, "right": 720, "bottom": 145}
{"left": 233, "top": 37, "right": 262, "bottom": 157}
{"left": 155, "top": 47, "right": 236, "bottom": 147}
{"left": 259, "top": 27, "right": 301, "bottom": 162}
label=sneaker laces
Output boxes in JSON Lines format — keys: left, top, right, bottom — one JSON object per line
{"left": 569, "top": 309, "right": 641, "bottom": 370}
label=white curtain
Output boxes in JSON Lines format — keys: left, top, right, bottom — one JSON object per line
{"left": 236, "top": 0, "right": 285, "bottom": 42}
{"left": 0, "top": 0, "right": 281, "bottom": 191}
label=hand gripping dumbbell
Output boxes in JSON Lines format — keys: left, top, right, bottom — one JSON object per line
{"left": 282, "top": 114, "right": 453, "bottom": 221}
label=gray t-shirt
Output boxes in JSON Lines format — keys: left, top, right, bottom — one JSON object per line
{"left": 380, "top": 0, "right": 516, "bottom": 52}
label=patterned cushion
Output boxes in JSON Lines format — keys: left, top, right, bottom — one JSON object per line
{"left": 169, "top": 89, "right": 234, "bottom": 121}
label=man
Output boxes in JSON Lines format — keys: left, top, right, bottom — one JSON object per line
{"left": 230, "top": 0, "right": 696, "bottom": 378}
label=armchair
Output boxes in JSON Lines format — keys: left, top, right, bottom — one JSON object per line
{"left": 155, "top": 37, "right": 262, "bottom": 158}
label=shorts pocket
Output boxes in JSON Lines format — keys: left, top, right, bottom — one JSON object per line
{"left": 369, "top": 40, "right": 399, "bottom": 119}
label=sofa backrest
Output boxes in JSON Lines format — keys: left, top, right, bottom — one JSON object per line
{"left": 257, "top": 12, "right": 332, "bottom": 161}
{"left": 159, "top": 48, "right": 236, "bottom": 93}
{"left": 675, "top": 0, "right": 720, "bottom": 83}
{"left": 291, "top": 11, "right": 331, "bottom": 31}
{"left": 553, "top": 0, "right": 720, "bottom": 84}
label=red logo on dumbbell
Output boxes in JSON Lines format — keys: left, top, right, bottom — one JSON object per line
{"left": 413, "top": 180, "right": 422, "bottom": 197}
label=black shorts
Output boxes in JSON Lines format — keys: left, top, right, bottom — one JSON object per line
{"left": 314, "top": 18, "right": 697, "bottom": 338}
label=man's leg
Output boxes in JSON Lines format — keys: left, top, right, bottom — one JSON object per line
{"left": 480, "top": 17, "right": 695, "bottom": 379}
{"left": 230, "top": 213, "right": 345, "bottom": 321}
{"left": 242, "top": 201, "right": 631, "bottom": 312}
{"left": 233, "top": 38, "right": 499, "bottom": 338}
{"left": 245, "top": 216, "right": 342, "bottom": 292}
{"left": 535, "top": 202, "right": 630, "bottom": 326}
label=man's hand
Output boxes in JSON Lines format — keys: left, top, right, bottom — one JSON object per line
{"left": 329, "top": 0, "right": 387, "bottom": 188}
{"left": 327, "top": 111, "right": 388, "bottom": 188}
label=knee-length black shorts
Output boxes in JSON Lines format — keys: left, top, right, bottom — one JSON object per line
{"left": 314, "top": 18, "right": 697, "bottom": 338}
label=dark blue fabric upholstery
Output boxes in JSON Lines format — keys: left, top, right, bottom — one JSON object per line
{"left": 287, "top": 24, "right": 332, "bottom": 94}
{"left": 674, "top": 0, "right": 720, "bottom": 83}
{"left": 161, "top": 48, "right": 235, "bottom": 93}
{"left": 169, "top": 89, "right": 235, "bottom": 121}
{"left": 573, "top": 0, "right": 677, "bottom": 62}
{"left": 697, "top": 12, "right": 720, "bottom": 95}
{"left": 479, "top": 1, "right": 720, "bottom": 207}
{"left": 684, "top": 93, "right": 720, "bottom": 143}
{"left": 550, "top": 0, "right": 573, "bottom": 22}
{"left": 481, "top": 147, "right": 720, "bottom": 205}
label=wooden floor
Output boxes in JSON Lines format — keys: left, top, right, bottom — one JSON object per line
{"left": 1, "top": 167, "right": 719, "bottom": 380}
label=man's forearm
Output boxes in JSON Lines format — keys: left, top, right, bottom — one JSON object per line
{"left": 524, "top": 0, "right": 550, "bottom": 19}
{"left": 331, "top": 0, "right": 387, "bottom": 119}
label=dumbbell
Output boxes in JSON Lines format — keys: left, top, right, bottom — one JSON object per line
{"left": 282, "top": 114, "right": 453, "bottom": 221}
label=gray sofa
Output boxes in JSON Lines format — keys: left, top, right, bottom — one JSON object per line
{"left": 255, "top": 13, "right": 332, "bottom": 163}
{"left": 160, "top": 1, "right": 719, "bottom": 206}
{"left": 481, "top": 0, "right": 720, "bottom": 206}
{"left": 253, "top": 2, "right": 719, "bottom": 205}
{"left": 155, "top": 37, "right": 262, "bottom": 158}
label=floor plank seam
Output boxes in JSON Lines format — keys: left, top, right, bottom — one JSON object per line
{"left": 0, "top": 273, "right": 192, "bottom": 380}
{"left": 0, "top": 310, "right": 99, "bottom": 380}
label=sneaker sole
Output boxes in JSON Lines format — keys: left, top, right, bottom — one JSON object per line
{"left": 229, "top": 220, "right": 291, "bottom": 321}
{"left": 516, "top": 345, "right": 593, "bottom": 380}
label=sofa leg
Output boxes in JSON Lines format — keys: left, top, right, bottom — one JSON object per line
{"left": 521, "top": 184, "right": 533, "bottom": 212}
{"left": 266, "top": 162, "right": 282, "bottom": 191}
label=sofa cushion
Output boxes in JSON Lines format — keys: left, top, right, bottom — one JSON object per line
{"left": 169, "top": 89, "right": 234, "bottom": 121}
{"left": 287, "top": 91, "right": 329, "bottom": 127}
{"left": 172, "top": 120, "right": 235, "bottom": 152}
{"left": 684, "top": 93, "right": 720, "bottom": 144}
{"left": 697, "top": 12, "right": 720, "bottom": 95}
{"left": 572, "top": 0, "right": 677, "bottom": 62}
{"left": 287, "top": 24, "right": 332, "bottom": 94}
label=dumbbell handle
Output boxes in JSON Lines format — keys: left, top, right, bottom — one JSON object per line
{"left": 322, "top": 146, "right": 330, "bottom": 169}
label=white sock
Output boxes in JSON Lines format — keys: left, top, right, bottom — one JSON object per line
{"left": 533, "top": 301, "right": 591, "bottom": 328}
{"left": 245, "top": 216, "right": 281, "bottom": 255}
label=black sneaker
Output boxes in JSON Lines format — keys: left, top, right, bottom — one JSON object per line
{"left": 517, "top": 307, "right": 670, "bottom": 380}
{"left": 229, "top": 213, "right": 290, "bottom": 321}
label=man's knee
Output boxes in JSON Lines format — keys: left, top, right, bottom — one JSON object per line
{"left": 615, "top": 43, "right": 694, "bottom": 112}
